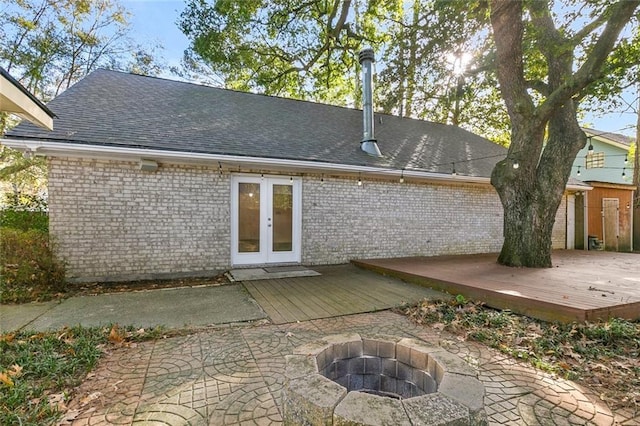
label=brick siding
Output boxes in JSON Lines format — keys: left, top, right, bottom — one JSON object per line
{"left": 48, "top": 158, "right": 567, "bottom": 281}
{"left": 48, "top": 158, "right": 230, "bottom": 281}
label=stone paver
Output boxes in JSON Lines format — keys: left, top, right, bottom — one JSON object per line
{"left": 66, "top": 311, "right": 637, "bottom": 425}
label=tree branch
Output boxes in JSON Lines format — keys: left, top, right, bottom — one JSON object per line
{"left": 490, "top": 0, "right": 536, "bottom": 124}
{"left": 537, "top": 0, "right": 639, "bottom": 122}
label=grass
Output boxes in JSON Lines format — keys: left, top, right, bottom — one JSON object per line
{"left": 401, "top": 297, "right": 640, "bottom": 413}
{"left": 0, "top": 325, "right": 170, "bottom": 425}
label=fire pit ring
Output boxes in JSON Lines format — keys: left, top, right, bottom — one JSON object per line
{"left": 283, "top": 333, "right": 487, "bottom": 425}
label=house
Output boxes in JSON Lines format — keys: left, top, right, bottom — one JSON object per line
{"left": 570, "top": 128, "right": 636, "bottom": 251}
{"left": 0, "top": 67, "right": 55, "bottom": 130}
{"left": 1, "top": 62, "right": 581, "bottom": 282}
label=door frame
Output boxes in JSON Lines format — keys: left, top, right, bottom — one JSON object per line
{"left": 230, "top": 174, "right": 302, "bottom": 266}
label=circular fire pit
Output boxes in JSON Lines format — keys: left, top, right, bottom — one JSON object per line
{"left": 283, "top": 333, "right": 487, "bottom": 425}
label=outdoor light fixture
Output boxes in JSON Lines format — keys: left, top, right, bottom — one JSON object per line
{"left": 139, "top": 159, "right": 158, "bottom": 172}
{"left": 624, "top": 154, "right": 628, "bottom": 165}
{"left": 357, "top": 173, "right": 362, "bottom": 186}
{"left": 622, "top": 168, "right": 627, "bottom": 179}
{"left": 399, "top": 169, "right": 405, "bottom": 183}
{"left": 320, "top": 174, "right": 324, "bottom": 184}
{"left": 587, "top": 137, "right": 594, "bottom": 156}
{"left": 577, "top": 166, "right": 581, "bottom": 177}
{"left": 218, "top": 162, "right": 223, "bottom": 176}
{"left": 290, "top": 176, "right": 293, "bottom": 183}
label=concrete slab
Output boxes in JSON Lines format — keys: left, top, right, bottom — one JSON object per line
{"left": 0, "top": 300, "right": 59, "bottom": 332}
{"left": 23, "top": 285, "right": 267, "bottom": 330}
{"left": 229, "top": 267, "right": 320, "bottom": 281}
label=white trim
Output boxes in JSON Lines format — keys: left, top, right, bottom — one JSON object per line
{"left": 0, "top": 138, "right": 489, "bottom": 184}
{"left": 231, "top": 175, "right": 302, "bottom": 266}
{"left": 0, "top": 75, "right": 53, "bottom": 130}
{"left": 566, "top": 194, "right": 575, "bottom": 250}
{"left": 1, "top": 138, "right": 594, "bottom": 190}
{"left": 583, "top": 130, "right": 633, "bottom": 151}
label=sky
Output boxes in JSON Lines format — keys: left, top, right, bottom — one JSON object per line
{"left": 122, "top": 0, "right": 637, "bottom": 138}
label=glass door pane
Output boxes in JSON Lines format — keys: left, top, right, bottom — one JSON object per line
{"left": 238, "top": 183, "right": 260, "bottom": 253}
{"left": 271, "top": 184, "right": 293, "bottom": 252}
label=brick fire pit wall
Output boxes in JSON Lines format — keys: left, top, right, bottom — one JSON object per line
{"left": 283, "top": 333, "right": 487, "bottom": 425}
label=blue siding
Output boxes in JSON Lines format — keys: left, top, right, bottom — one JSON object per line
{"left": 571, "top": 137, "right": 632, "bottom": 184}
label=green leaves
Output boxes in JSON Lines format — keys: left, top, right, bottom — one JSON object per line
{"left": 0, "top": 0, "right": 166, "bottom": 102}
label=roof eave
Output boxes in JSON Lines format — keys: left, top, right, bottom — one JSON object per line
{"left": 1, "top": 138, "right": 495, "bottom": 185}
{"left": 0, "top": 69, "right": 55, "bottom": 130}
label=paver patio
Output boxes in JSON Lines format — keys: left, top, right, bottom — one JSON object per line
{"left": 66, "top": 311, "right": 637, "bottom": 425}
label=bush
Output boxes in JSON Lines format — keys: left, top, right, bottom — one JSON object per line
{"left": 0, "top": 229, "right": 66, "bottom": 303}
{"left": 0, "top": 209, "right": 48, "bottom": 232}
{"left": 0, "top": 191, "right": 48, "bottom": 232}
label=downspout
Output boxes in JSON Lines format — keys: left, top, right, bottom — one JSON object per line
{"left": 359, "top": 48, "right": 382, "bottom": 157}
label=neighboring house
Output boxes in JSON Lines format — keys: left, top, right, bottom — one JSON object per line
{"left": 570, "top": 128, "right": 636, "bottom": 252}
{"left": 0, "top": 67, "right": 55, "bottom": 130}
{"left": 2, "top": 65, "right": 581, "bottom": 282}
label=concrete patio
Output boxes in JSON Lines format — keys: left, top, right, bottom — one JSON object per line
{"left": 4, "top": 260, "right": 639, "bottom": 424}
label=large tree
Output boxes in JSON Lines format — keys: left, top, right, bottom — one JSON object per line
{"left": 489, "top": 0, "right": 639, "bottom": 266}
{"left": 0, "top": 0, "right": 165, "bottom": 199}
{"left": 179, "top": 0, "right": 510, "bottom": 141}
{"left": 180, "top": 0, "right": 638, "bottom": 267}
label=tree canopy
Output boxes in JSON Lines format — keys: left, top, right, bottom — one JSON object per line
{"left": 0, "top": 0, "right": 165, "bottom": 102}
{"left": 179, "top": 0, "right": 511, "bottom": 143}
{"left": 180, "top": 0, "right": 639, "bottom": 267}
{"left": 0, "top": 0, "right": 165, "bottom": 200}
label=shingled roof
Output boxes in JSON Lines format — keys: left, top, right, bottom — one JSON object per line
{"left": 5, "top": 69, "right": 507, "bottom": 177}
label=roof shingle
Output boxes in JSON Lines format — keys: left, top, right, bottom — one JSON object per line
{"left": 6, "top": 69, "right": 507, "bottom": 177}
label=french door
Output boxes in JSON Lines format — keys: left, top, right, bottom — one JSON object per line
{"left": 231, "top": 175, "right": 301, "bottom": 265}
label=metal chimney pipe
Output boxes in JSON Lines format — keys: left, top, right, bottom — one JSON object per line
{"left": 358, "top": 48, "right": 382, "bottom": 157}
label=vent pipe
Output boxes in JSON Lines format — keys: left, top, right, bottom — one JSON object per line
{"left": 358, "top": 48, "right": 382, "bottom": 157}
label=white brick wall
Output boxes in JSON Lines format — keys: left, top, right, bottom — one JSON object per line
{"left": 48, "top": 158, "right": 230, "bottom": 281}
{"left": 302, "top": 176, "right": 505, "bottom": 264}
{"left": 48, "top": 159, "right": 567, "bottom": 281}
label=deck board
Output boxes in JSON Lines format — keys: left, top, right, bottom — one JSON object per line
{"left": 353, "top": 251, "right": 640, "bottom": 323}
{"left": 242, "top": 265, "right": 445, "bottom": 324}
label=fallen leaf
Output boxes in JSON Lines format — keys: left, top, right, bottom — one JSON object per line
{"left": 56, "top": 409, "right": 80, "bottom": 425}
{"left": 108, "top": 325, "right": 125, "bottom": 345}
{"left": 48, "top": 393, "right": 67, "bottom": 411}
{"left": 432, "top": 322, "right": 446, "bottom": 331}
{"left": 8, "top": 364, "right": 23, "bottom": 377}
{"left": 0, "top": 333, "right": 15, "bottom": 343}
{"left": 0, "top": 372, "right": 14, "bottom": 387}
{"left": 80, "top": 392, "right": 103, "bottom": 406}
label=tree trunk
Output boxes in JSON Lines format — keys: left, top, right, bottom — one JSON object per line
{"left": 491, "top": 120, "right": 551, "bottom": 266}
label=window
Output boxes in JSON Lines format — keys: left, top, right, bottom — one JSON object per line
{"left": 585, "top": 152, "right": 604, "bottom": 169}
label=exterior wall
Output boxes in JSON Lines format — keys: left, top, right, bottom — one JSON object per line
{"left": 584, "top": 184, "right": 634, "bottom": 252}
{"left": 49, "top": 159, "right": 569, "bottom": 281}
{"left": 571, "top": 138, "right": 632, "bottom": 184}
{"left": 48, "top": 158, "right": 230, "bottom": 281}
{"left": 301, "top": 177, "right": 567, "bottom": 265}
{"left": 304, "top": 176, "right": 524, "bottom": 264}
{"left": 552, "top": 195, "right": 568, "bottom": 250}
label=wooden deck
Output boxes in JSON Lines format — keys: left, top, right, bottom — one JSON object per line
{"left": 353, "top": 251, "right": 640, "bottom": 323}
{"left": 242, "top": 264, "right": 445, "bottom": 324}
